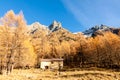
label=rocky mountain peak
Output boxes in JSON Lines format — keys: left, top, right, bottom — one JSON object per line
{"left": 48, "top": 20, "right": 62, "bottom": 32}
{"left": 31, "top": 22, "right": 47, "bottom": 29}
{"left": 83, "top": 24, "right": 120, "bottom": 37}
{"left": 28, "top": 22, "right": 48, "bottom": 34}
{"left": 83, "top": 24, "right": 111, "bottom": 37}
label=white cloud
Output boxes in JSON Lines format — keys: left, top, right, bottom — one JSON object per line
{"left": 61, "top": 0, "right": 120, "bottom": 28}
{"left": 61, "top": 0, "right": 89, "bottom": 28}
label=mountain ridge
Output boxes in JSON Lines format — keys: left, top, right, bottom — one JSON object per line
{"left": 28, "top": 21, "right": 120, "bottom": 37}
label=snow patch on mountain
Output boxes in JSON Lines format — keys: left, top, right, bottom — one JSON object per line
{"left": 83, "top": 24, "right": 110, "bottom": 37}
{"left": 28, "top": 22, "right": 48, "bottom": 34}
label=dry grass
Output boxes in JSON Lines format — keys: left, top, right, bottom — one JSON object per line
{"left": 0, "top": 68, "right": 120, "bottom": 80}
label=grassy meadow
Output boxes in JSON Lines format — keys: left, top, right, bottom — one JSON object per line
{"left": 0, "top": 68, "right": 120, "bottom": 80}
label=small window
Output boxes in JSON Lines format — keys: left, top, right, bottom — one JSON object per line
{"left": 45, "top": 66, "right": 49, "bottom": 69}
{"left": 51, "top": 61, "right": 54, "bottom": 64}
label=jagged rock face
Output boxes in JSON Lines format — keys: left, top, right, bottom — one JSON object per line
{"left": 28, "top": 22, "right": 49, "bottom": 34}
{"left": 28, "top": 21, "right": 77, "bottom": 42}
{"left": 83, "top": 25, "right": 109, "bottom": 35}
{"left": 28, "top": 21, "right": 63, "bottom": 35}
{"left": 48, "top": 21, "right": 62, "bottom": 32}
{"left": 27, "top": 21, "right": 120, "bottom": 39}
{"left": 48, "top": 28, "right": 76, "bottom": 42}
{"left": 27, "top": 21, "right": 120, "bottom": 38}
{"left": 83, "top": 25, "right": 111, "bottom": 37}
{"left": 110, "top": 28, "right": 120, "bottom": 34}
{"left": 83, "top": 24, "right": 120, "bottom": 37}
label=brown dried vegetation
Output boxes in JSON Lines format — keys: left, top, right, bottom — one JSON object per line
{"left": 0, "top": 10, "right": 120, "bottom": 76}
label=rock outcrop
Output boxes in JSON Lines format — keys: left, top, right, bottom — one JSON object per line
{"left": 48, "top": 20, "right": 62, "bottom": 32}
{"left": 83, "top": 24, "right": 120, "bottom": 37}
{"left": 28, "top": 22, "right": 48, "bottom": 34}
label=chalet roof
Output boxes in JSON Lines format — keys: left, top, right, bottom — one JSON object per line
{"left": 41, "top": 58, "right": 63, "bottom": 62}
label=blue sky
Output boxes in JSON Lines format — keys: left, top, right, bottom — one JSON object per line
{"left": 0, "top": 0, "right": 120, "bottom": 32}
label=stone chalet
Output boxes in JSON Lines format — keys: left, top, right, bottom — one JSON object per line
{"left": 40, "top": 58, "right": 63, "bottom": 70}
